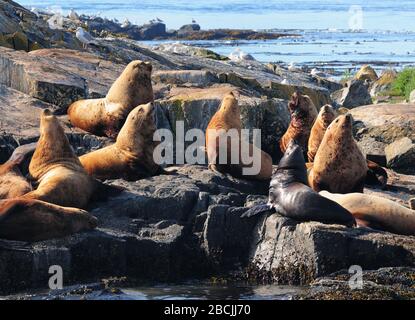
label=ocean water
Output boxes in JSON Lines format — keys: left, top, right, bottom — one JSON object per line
{"left": 21, "top": 0, "right": 415, "bottom": 74}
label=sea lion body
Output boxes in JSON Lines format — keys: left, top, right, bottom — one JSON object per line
{"left": 80, "top": 103, "right": 162, "bottom": 181}
{"left": 308, "top": 114, "right": 368, "bottom": 193}
{"left": 242, "top": 141, "right": 355, "bottom": 227}
{"left": 22, "top": 109, "right": 95, "bottom": 209}
{"left": 320, "top": 191, "right": 415, "bottom": 236}
{"left": 68, "top": 60, "right": 154, "bottom": 138}
{"left": 0, "top": 198, "right": 97, "bottom": 242}
{"left": 307, "top": 104, "right": 337, "bottom": 162}
{"left": 0, "top": 143, "right": 37, "bottom": 199}
{"left": 279, "top": 92, "right": 318, "bottom": 154}
{"left": 206, "top": 93, "right": 273, "bottom": 180}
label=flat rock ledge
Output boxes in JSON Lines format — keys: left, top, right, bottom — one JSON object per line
{"left": 0, "top": 165, "right": 414, "bottom": 296}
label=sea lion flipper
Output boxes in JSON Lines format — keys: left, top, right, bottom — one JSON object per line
{"left": 241, "top": 204, "right": 273, "bottom": 218}
{"left": 365, "top": 160, "right": 388, "bottom": 189}
{"left": 8, "top": 142, "right": 37, "bottom": 164}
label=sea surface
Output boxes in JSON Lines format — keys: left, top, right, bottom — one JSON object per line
{"left": 21, "top": 0, "right": 415, "bottom": 75}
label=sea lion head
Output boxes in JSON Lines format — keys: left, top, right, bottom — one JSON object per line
{"left": 288, "top": 92, "right": 317, "bottom": 128}
{"left": 218, "top": 92, "right": 241, "bottom": 127}
{"left": 116, "top": 102, "right": 157, "bottom": 149}
{"left": 318, "top": 104, "right": 337, "bottom": 128}
{"left": 325, "top": 114, "right": 353, "bottom": 141}
{"left": 278, "top": 140, "right": 306, "bottom": 170}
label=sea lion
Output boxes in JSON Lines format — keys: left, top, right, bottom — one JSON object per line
{"left": 279, "top": 92, "right": 318, "bottom": 154}
{"left": 68, "top": 60, "right": 154, "bottom": 138}
{"left": 242, "top": 140, "right": 355, "bottom": 227}
{"left": 307, "top": 104, "right": 337, "bottom": 162}
{"left": 0, "top": 198, "right": 97, "bottom": 242}
{"left": 206, "top": 92, "right": 273, "bottom": 180}
{"left": 307, "top": 106, "right": 387, "bottom": 187}
{"left": 21, "top": 109, "right": 95, "bottom": 209}
{"left": 320, "top": 191, "right": 415, "bottom": 236}
{"left": 0, "top": 143, "right": 37, "bottom": 199}
{"left": 308, "top": 114, "right": 368, "bottom": 194}
{"left": 79, "top": 102, "right": 163, "bottom": 181}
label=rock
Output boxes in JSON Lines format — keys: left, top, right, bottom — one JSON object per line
{"left": 0, "top": 47, "right": 87, "bottom": 113}
{"left": 153, "top": 70, "right": 218, "bottom": 86}
{"left": 177, "top": 24, "right": 201, "bottom": 36}
{"left": 247, "top": 213, "right": 415, "bottom": 285}
{"left": 332, "top": 79, "right": 372, "bottom": 108}
{"left": 355, "top": 65, "right": 378, "bottom": 82}
{"left": 410, "top": 89, "right": 415, "bottom": 103}
{"left": 385, "top": 137, "right": 415, "bottom": 172}
{"left": 351, "top": 103, "right": 415, "bottom": 157}
{"left": 138, "top": 22, "right": 167, "bottom": 40}
{"left": 370, "top": 69, "right": 397, "bottom": 97}
{"left": 300, "top": 267, "right": 415, "bottom": 300}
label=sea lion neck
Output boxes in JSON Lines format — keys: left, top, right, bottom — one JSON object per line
{"left": 276, "top": 144, "right": 308, "bottom": 185}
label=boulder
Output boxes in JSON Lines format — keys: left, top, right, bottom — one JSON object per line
{"left": 370, "top": 69, "right": 397, "bottom": 97}
{"left": 351, "top": 103, "right": 415, "bottom": 157}
{"left": 139, "top": 22, "right": 167, "bottom": 40}
{"left": 385, "top": 137, "right": 415, "bottom": 172}
{"left": 332, "top": 79, "right": 372, "bottom": 108}
{"left": 355, "top": 65, "right": 378, "bottom": 82}
{"left": 247, "top": 213, "right": 415, "bottom": 285}
{"left": 178, "top": 24, "right": 201, "bottom": 36}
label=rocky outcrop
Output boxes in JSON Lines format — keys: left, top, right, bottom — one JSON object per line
{"left": 332, "top": 80, "right": 372, "bottom": 108}
{"left": 177, "top": 24, "right": 201, "bottom": 36}
{"left": 351, "top": 103, "right": 415, "bottom": 159}
{"left": 385, "top": 137, "right": 415, "bottom": 173}
{"left": 300, "top": 267, "right": 415, "bottom": 300}
{"left": 370, "top": 69, "right": 397, "bottom": 97}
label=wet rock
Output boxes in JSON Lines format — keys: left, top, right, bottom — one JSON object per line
{"left": 355, "top": 65, "right": 378, "bottom": 82}
{"left": 300, "top": 267, "right": 415, "bottom": 300}
{"left": 385, "top": 137, "right": 415, "bottom": 172}
{"left": 332, "top": 79, "right": 372, "bottom": 108}
{"left": 137, "top": 22, "right": 167, "bottom": 40}
{"left": 247, "top": 214, "right": 415, "bottom": 285}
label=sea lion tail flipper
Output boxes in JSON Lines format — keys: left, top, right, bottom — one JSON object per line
{"left": 365, "top": 160, "right": 388, "bottom": 189}
{"left": 241, "top": 204, "right": 273, "bottom": 218}
{"left": 91, "top": 180, "right": 125, "bottom": 202}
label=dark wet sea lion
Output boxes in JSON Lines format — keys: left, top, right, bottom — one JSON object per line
{"left": 242, "top": 140, "right": 355, "bottom": 227}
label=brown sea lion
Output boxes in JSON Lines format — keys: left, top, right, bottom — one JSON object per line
{"left": 307, "top": 104, "right": 337, "bottom": 162}
{"left": 21, "top": 109, "right": 96, "bottom": 209}
{"left": 68, "top": 60, "right": 154, "bottom": 138}
{"left": 206, "top": 92, "right": 273, "bottom": 180}
{"left": 0, "top": 143, "right": 37, "bottom": 199}
{"left": 0, "top": 198, "right": 97, "bottom": 242}
{"left": 242, "top": 140, "right": 355, "bottom": 227}
{"left": 320, "top": 191, "right": 415, "bottom": 236}
{"left": 308, "top": 114, "right": 368, "bottom": 193}
{"left": 79, "top": 103, "right": 163, "bottom": 181}
{"left": 279, "top": 92, "right": 318, "bottom": 154}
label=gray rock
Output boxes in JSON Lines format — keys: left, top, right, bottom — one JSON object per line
{"left": 178, "top": 24, "right": 201, "bottom": 36}
{"left": 247, "top": 214, "right": 415, "bottom": 285}
{"left": 385, "top": 137, "right": 415, "bottom": 172}
{"left": 153, "top": 70, "right": 218, "bottom": 86}
{"left": 332, "top": 79, "right": 372, "bottom": 108}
